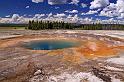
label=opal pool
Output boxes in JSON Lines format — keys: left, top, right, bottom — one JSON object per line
{"left": 23, "top": 40, "right": 80, "bottom": 50}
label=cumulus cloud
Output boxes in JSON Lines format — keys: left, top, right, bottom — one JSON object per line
{"left": 0, "top": 14, "right": 27, "bottom": 23}
{"left": 1, "top": 15, "right": 124, "bottom": 24}
{"left": 70, "top": 0, "right": 79, "bottom": 5}
{"left": 100, "top": 3, "right": 118, "bottom": 17}
{"left": 90, "top": 0, "right": 109, "bottom": 9}
{"left": 99, "top": 18, "right": 124, "bottom": 24}
{"left": 11, "top": 14, "right": 27, "bottom": 23}
{"left": 86, "top": 10, "right": 98, "bottom": 14}
{"left": 12, "top": 14, "right": 20, "bottom": 22}
{"left": 55, "top": 7, "right": 60, "bottom": 9}
{"left": 66, "top": 14, "right": 73, "bottom": 19}
{"left": 70, "top": 14, "right": 79, "bottom": 23}
{"left": 43, "top": 13, "right": 80, "bottom": 23}
{"left": 99, "top": 0, "right": 124, "bottom": 18}
{"left": 120, "top": 13, "right": 124, "bottom": 18}
{"left": 47, "top": 13, "right": 53, "bottom": 18}
{"left": 48, "top": 0, "right": 67, "bottom": 5}
{"left": 81, "top": 10, "right": 99, "bottom": 15}
{"left": 0, "top": 18, "right": 10, "bottom": 23}
{"left": 32, "top": 0, "right": 44, "bottom": 3}
{"left": 65, "top": 10, "right": 78, "bottom": 13}
{"left": 26, "top": 6, "right": 30, "bottom": 8}
{"left": 54, "top": 13, "right": 66, "bottom": 17}
{"left": 81, "top": 3, "right": 87, "bottom": 8}
{"left": 33, "top": 14, "right": 45, "bottom": 19}
{"left": 5, "top": 15, "right": 11, "bottom": 18}
{"left": 80, "top": 17, "right": 94, "bottom": 24}
{"left": 81, "top": 13, "right": 86, "bottom": 15}
{"left": 116, "top": 0, "right": 124, "bottom": 13}
{"left": 65, "top": 14, "right": 79, "bottom": 23}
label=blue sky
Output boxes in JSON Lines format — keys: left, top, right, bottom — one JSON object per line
{"left": 0, "top": 0, "right": 124, "bottom": 24}
{"left": 0, "top": 0, "right": 90, "bottom": 17}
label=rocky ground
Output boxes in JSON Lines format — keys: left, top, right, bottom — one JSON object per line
{"left": 0, "top": 30, "right": 124, "bottom": 82}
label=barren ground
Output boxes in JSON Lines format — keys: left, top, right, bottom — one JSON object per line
{"left": 0, "top": 30, "right": 124, "bottom": 82}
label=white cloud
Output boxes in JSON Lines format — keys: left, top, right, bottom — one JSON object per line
{"left": 1, "top": 11, "right": 124, "bottom": 24}
{"left": 33, "top": 14, "right": 45, "bottom": 19}
{"left": 5, "top": 15, "right": 11, "bottom": 18}
{"left": 67, "top": 14, "right": 73, "bottom": 19}
{"left": 64, "top": 14, "right": 79, "bottom": 23}
{"left": 90, "top": 0, "right": 109, "bottom": 9}
{"left": 32, "top": 0, "right": 44, "bottom": 3}
{"left": 65, "top": 10, "right": 69, "bottom": 13}
{"left": 116, "top": 0, "right": 124, "bottom": 13}
{"left": 1, "top": 15, "right": 124, "bottom": 24}
{"left": 81, "top": 3, "right": 87, "bottom": 8}
{"left": 86, "top": 10, "right": 98, "bottom": 14}
{"left": 54, "top": 13, "right": 66, "bottom": 17}
{"left": 81, "top": 9, "right": 99, "bottom": 15}
{"left": 12, "top": 14, "right": 20, "bottom": 22}
{"left": 12, "top": 14, "right": 26, "bottom": 23}
{"left": 81, "top": 17, "right": 93, "bottom": 24}
{"left": 65, "top": 10, "right": 78, "bottom": 13}
{"left": 48, "top": 0, "right": 67, "bottom": 5}
{"left": 44, "top": 13, "right": 79, "bottom": 23}
{"left": 120, "top": 13, "right": 124, "bottom": 18}
{"left": 81, "top": 13, "right": 86, "bottom": 15}
{"left": 0, "top": 14, "right": 27, "bottom": 23}
{"left": 70, "top": 0, "right": 79, "bottom": 5}
{"left": 55, "top": 7, "right": 60, "bottom": 9}
{"left": 71, "top": 14, "right": 79, "bottom": 23}
{"left": 99, "top": 0, "right": 124, "bottom": 18}
{"left": 26, "top": 6, "right": 30, "bottom": 8}
{"left": 0, "top": 18, "right": 10, "bottom": 23}
{"left": 48, "top": 13, "right": 53, "bottom": 18}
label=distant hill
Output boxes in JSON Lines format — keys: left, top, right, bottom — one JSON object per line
{"left": 0, "top": 23, "right": 28, "bottom": 27}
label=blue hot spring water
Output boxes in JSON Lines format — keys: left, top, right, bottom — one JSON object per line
{"left": 23, "top": 40, "right": 80, "bottom": 50}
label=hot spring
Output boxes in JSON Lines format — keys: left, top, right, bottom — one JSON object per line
{"left": 23, "top": 40, "right": 80, "bottom": 50}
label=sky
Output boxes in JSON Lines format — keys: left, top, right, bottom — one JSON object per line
{"left": 0, "top": 0, "right": 124, "bottom": 24}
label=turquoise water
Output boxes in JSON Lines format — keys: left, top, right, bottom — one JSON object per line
{"left": 24, "top": 40, "right": 80, "bottom": 50}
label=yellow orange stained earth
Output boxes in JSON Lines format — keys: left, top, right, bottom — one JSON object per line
{"left": 47, "top": 40, "right": 124, "bottom": 63}
{"left": 76, "top": 40, "right": 119, "bottom": 59}
{"left": 1, "top": 35, "right": 124, "bottom": 63}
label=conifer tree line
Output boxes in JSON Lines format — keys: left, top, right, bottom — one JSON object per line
{"left": 27, "top": 20, "right": 124, "bottom": 30}
{"left": 27, "top": 20, "right": 74, "bottom": 30}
